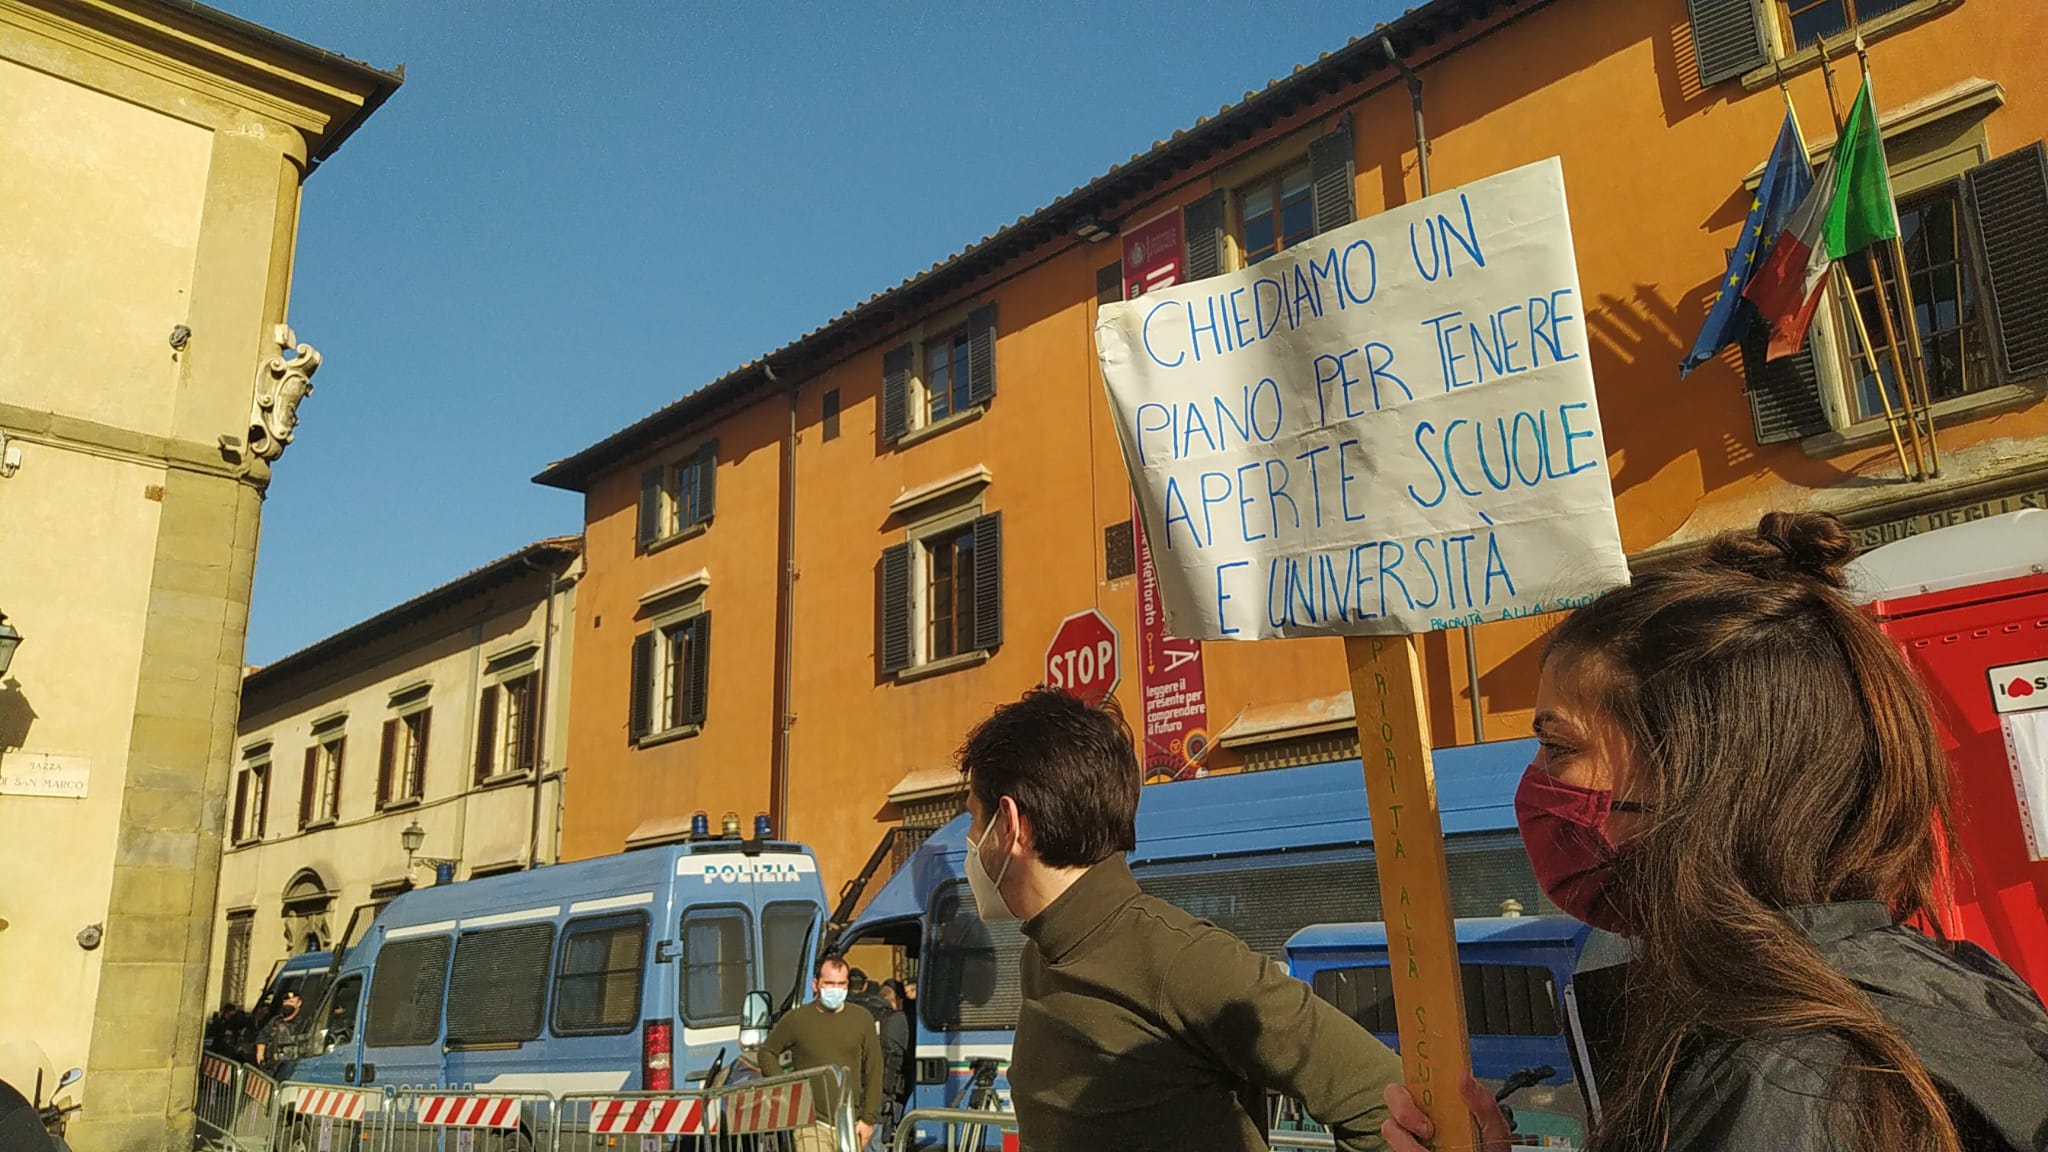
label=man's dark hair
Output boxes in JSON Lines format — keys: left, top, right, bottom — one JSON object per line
{"left": 847, "top": 967, "right": 869, "bottom": 989}
{"left": 815, "top": 953, "right": 849, "bottom": 978}
{"left": 959, "top": 687, "right": 1139, "bottom": 868}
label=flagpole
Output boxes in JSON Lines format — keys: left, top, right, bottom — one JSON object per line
{"left": 1853, "top": 30, "right": 1943, "bottom": 477}
{"left": 1818, "top": 36, "right": 1928, "bottom": 479}
{"left": 1773, "top": 62, "right": 1914, "bottom": 478}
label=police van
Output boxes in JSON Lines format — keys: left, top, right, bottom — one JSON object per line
{"left": 835, "top": 739, "right": 1552, "bottom": 1122}
{"left": 256, "top": 949, "right": 333, "bottom": 1021}
{"left": 282, "top": 815, "right": 827, "bottom": 1097}
{"left": 1286, "top": 916, "right": 1612, "bottom": 1147}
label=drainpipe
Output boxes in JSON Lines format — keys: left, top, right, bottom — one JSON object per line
{"left": 524, "top": 554, "right": 559, "bottom": 868}
{"left": 767, "top": 363, "right": 798, "bottom": 837}
{"left": 1382, "top": 35, "right": 1483, "bottom": 743}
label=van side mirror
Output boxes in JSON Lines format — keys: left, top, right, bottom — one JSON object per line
{"left": 739, "top": 990, "right": 771, "bottom": 1047}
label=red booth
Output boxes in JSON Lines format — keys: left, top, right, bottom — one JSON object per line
{"left": 1850, "top": 509, "right": 2048, "bottom": 995}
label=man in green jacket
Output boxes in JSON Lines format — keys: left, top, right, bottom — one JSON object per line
{"left": 960, "top": 688, "right": 1403, "bottom": 1152}
{"left": 759, "top": 955, "right": 883, "bottom": 1148}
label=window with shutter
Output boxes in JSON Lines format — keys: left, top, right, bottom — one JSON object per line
{"left": 1967, "top": 141, "right": 2048, "bottom": 384}
{"left": 231, "top": 768, "right": 249, "bottom": 844}
{"left": 505, "top": 672, "right": 540, "bottom": 773}
{"left": 1097, "top": 261, "right": 1124, "bottom": 307}
{"left": 222, "top": 913, "right": 253, "bottom": 1010}
{"left": 629, "top": 632, "right": 655, "bottom": 741}
{"left": 696, "top": 440, "right": 718, "bottom": 522}
{"left": 299, "top": 746, "right": 317, "bottom": 829}
{"left": 880, "top": 542, "right": 912, "bottom": 674}
{"left": 252, "top": 763, "right": 269, "bottom": 839}
{"left": 972, "top": 512, "right": 1003, "bottom": 652}
{"left": 1184, "top": 190, "right": 1227, "bottom": 281}
{"left": 1308, "top": 122, "right": 1356, "bottom": 236}
{"left": 1687, "top": 0, "right": 1766, "bottom": 88}
{"left": 1740, "top": 320, "right": 1829, "bottom": 444}
{"left": 882, "top": 343, "right": 913, "bottom": 444}
{"left": 924, "top": 525, "right": 977, "bottom": 662}
{"left": 378, "top": 719, "right": 398, "bottom": 807}
{"left": 405, "top": 709, "right": 430, "bottom": 801}
{"left": 683, "top": 613, "right": 711, "bottom": 728}
{"left": 475, "top": 684, "right": 499, "bottom": 782}
{"left": 966, "top": 304, "right": 997, "bottom": 407}
{"left": 638, "top": 465, "right": 663, "bottom": 550}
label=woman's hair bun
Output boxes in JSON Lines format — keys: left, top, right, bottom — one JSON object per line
{"left": 1704, "top": 511, "right": 1858, "bottom": 588}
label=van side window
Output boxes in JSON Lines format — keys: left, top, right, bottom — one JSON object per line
{"left": 760, "top": 903, "right": 816, "bottom": 1010}
{"left": 1135, "top": 849, "right": 1380, "bottom": 959}
{"left": 320, "top": 974, "right": 363, "bottom": 1048}
{"left": 680, "top": 907, "right": 751, "bottom": 1026}
{"left": 1312, "top": 963, "right": 1560, "bottom": 1037}
{"left": 367, "top": 937, "right": 451, "bottom": 1048}
{"left": 553, "top": 915, "right": 648, "bottom": 1036}
{"left": 447, "top": 922, "right": 555, "bottom": 1046}
{"left": 921, "top": 881, "right": 1025, "bottom": 1032}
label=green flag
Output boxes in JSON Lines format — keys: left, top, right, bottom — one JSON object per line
{"left": 1822, "top": 77, "right": 1899, "bottom": 260}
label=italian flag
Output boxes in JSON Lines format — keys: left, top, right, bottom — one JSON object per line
{"left": 1744, "top": 77, "right": 1899, "bottom": 360}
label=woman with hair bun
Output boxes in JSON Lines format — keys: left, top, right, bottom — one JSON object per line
{"left": 1381, "top": 511, "right": 2048, "bottom": 1152}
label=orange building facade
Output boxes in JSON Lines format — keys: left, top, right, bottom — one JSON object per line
{"left": 538, "top": 0, "right": 2048, "bottom": 898}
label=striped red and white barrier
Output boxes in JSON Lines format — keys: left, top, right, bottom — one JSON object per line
{"left": 723, "top": 1079, "right": 814, "bottom": 1135}
{"left": 587, "top": 1096, "right": 712, "bottom": 1136}
{"left": 286, "top": 1087, "right": 369, "bottom": 1122}
{"left": 415, "top": 1095, "right": 523, "bottom": 1129}
{"left": 243, "top": 1076, "right": 272, "bottom": 1103}
{"left": 200, "top": 1056, "right": 235, "bottom": 1084}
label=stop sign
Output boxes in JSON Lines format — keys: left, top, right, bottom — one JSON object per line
{"left": 1045, "top": 609, "right": 1121, "bottom": 705}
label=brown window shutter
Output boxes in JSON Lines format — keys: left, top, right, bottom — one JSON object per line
{"left": 517, "top": 675, "right": 541, "bottom": 772}
{"left": 1184, "top": 190, "right": 1227, "bottom": 281}
{"left": 1309, "top": 120, "right": 1356, "bottom": 236}
{"left": 638, "top": 465, "right": 664, "bottom": 549}
{"left": 232, "top": 771, "right": 249, "bottom": 841}
{"left": 683, "top": 614, "right": 711, "bottom": 728}
{"left": 881, "top": 343, "right": 913, "bottom": 443}
{"left": 1687, "top": 0, "right": 1767, "bottom": 88}
{"left": 696, "top": 441, "right": 718, "bottom": 525}
{"left": 880, "top": 542, "right": 912, "bottom": 674}
{"left": 1966, "top": 141, "right": 2048, "bottom": 383}
{"left": 972, "top": 512, "right": 1003, "bottom": 651}
{"left": 255, "top": 767, "right": 270, "bottom": 838}
{"left": 966, "top": 304, "right": 998, "bottom": 407}
{"left": 299, "top": 747, "right": 317, "bottom": 828}
{"left": 378, "top": 719, "right": 398, "bottom": 807}
{"left": 1097, "top": 261, "right": 1125, "bottom": 307}
{"left": 1740, "top": 319, "right": 1828, "bottom": 443}
{"left": 629, "top": 633, "right": 655, "bottom": 741}
{"left": 412, "top": 709, "right": 432, "bottom": 798}
{"left": 329, "top": 737, "right": 345, "bottom": 819}
{"left": 476, "top": 685, "right": 499, "bottom": 782}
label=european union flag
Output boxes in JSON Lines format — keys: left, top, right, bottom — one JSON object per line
{"left": 1680, "top": 112, "right": 1815, "bottom": 377}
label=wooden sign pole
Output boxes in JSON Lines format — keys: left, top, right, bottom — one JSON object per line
{"left": 1347, "top": 633, "right": 1479, "bottom": 1150}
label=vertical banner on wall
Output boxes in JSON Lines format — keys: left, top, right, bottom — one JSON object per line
{"left": 1123, "top": 210, "right": 1211, "bottom": 782}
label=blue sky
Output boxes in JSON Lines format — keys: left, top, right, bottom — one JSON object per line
{"left": 230, "top": 1, "right": 1405, "bottom": 663}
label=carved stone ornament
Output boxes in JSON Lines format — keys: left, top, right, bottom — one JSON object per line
{"left": 247, "top": 324, "right": 322, "bottom": 463}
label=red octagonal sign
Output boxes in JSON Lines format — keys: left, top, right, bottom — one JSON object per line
{"left": 1046, "top": 609, "right": 1122, "bottom": 706}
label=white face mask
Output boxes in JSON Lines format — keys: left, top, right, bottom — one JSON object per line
{"left": 966, "top": 807, "right": 1017, "bottom": 923}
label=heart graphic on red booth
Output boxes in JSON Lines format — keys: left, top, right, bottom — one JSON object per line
{"left": 2010, "top": 678, "right": 2036, "bottom": 699}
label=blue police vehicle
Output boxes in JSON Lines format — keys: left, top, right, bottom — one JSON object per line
{"left": 1286, "top": 916, "right": 1608, "bottom": 1147}
{"left": 834, "top": 739, "right": 1552, "bottom": 1125}
{"left": 283, "top": 815, "right": 827, "bottom": 1099}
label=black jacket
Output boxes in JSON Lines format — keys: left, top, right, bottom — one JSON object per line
{"left": 1581, "top": 903, "right": 2048, "bottom": 1151}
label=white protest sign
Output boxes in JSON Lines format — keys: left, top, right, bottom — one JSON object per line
{"left": 1097, "top": 158, "right": 1628, "bottom": 639}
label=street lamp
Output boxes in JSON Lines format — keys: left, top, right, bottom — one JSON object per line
{"left": 400, "top": 818, "right": 459, "bottom": 885}
{"left": 0, "top": 613, "right": 21, "bottom": 678}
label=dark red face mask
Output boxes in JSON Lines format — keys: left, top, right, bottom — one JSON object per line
{"left": 1514, "top": 763, "right": 1632, "bottom": 934}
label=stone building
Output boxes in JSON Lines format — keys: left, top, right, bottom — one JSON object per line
{"left": 0, "top": 1, "right": 397, "bottom": 1145}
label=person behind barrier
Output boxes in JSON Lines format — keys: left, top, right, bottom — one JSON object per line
{"left": 760, "top": 954, "right": 882, "bottom": 1148}
{"left": 874, "top": 979, "right": 911, "bottom": 1146}
{"left": 1378, "top": 512, "right": 2048, "bottom": 1152}
{"left": 959, "top": 688, "right": 1402, "bottom": 1152}
{"left": 253, "top": 992, "right": 301, "bottom": 1075}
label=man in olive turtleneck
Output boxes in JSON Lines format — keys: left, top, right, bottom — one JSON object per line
{"left": 958, "top": 688, "right": 1402, "bottom": 1152}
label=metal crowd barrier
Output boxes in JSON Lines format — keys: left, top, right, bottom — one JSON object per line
{"left": 890, "top": 1107, "right": 1020, "bottom": 1152}
{"left": 383, "top": 1086, "right": 558, "bottom": 1152}
{"left": 1266, "top": 1132, "right": 1338, "bottom": 1151}
{"left": 195, "top": 1053, "right": 243, "bottom": 1146}
{"left": 272, "top": 1081, "right": 387, "bottom": 1152}
{"left": 700, "top": 1064, "right": 858, "bottom": 1152}
{"left": 553, "top": 1088, "right": 715, "bottom": 1152}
